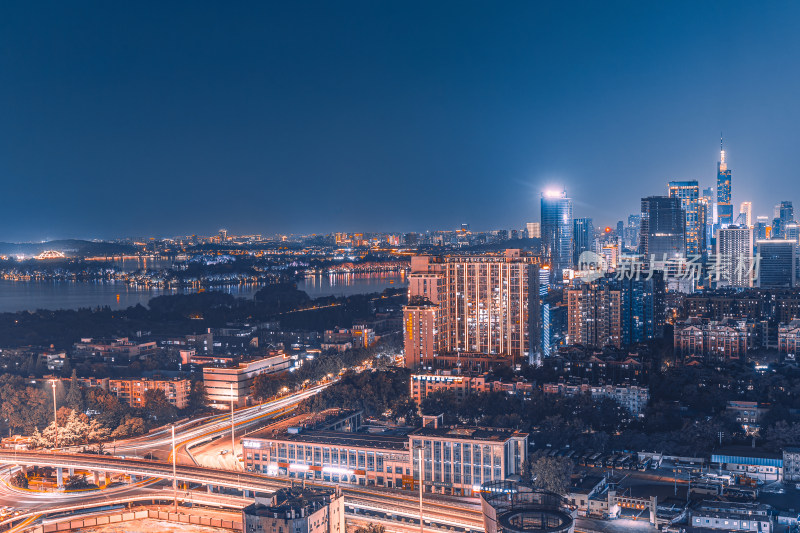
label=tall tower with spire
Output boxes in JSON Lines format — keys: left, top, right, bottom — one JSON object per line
{"left": 717, "top": 135, "right": 733, "bottom": 226}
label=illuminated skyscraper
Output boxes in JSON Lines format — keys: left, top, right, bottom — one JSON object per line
{"left": 541, "top": 190, "right": 573, "bottom": 280}
{"left": 572, "top": 217, "right": 594, "bottom": 265}
{"left": 668, "top": 180, "right": 701, "bottom": 256}
{"left": 739, "top": 202, "right": 752, "bottom": 227}
{"left": 717, "top": 137, "right": 733, "bottom": 226}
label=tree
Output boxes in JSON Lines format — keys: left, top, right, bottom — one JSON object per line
{"left": 354, "top": 526, "right": 385, "bottom": 533}
{"left": 64, "top": 369, "right": 84, "bottom": 411}
{"left": 111, "top": 415, "right": 146, "bottom": 438}
{"left": 530, "top": 454, "right": 573, "bottom": 496}
{"left": 65, "top": 474, "right": 90, "bottom": 490}
{"left": 10, "top": 471, "right": 28, "bottom": 489}
{"left": 186, "top": 381, "right": 208, "bottom": 414}
{"left": 143, "top": 389, "right": 177, "bottom": 422}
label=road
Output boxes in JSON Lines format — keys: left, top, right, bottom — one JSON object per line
{"left": 0, "top": 451, "right": 486, "bottom": 532}
{"left": 109, "top": 384, "right": 328, "bottom": 463}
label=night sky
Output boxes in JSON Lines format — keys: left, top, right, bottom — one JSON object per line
{"left": 1, "top": 1, "right": 799, "bottom": 241}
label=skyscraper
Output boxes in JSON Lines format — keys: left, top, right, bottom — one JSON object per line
{"left": 526, "top": 222, "right": 541, "bottom": 239}
{"left": 640, "top": 196, "right": 686, "bottom": 262}
{"left": 772, "top": 201, "right": 796, "bottom": 239}
{"left": 668, "top": 180, "right": 701, "bottom": 256}
{"left": 541, "top": 190, "right": 573, "bottom": 280}
{"left": 573, "top": 218, "right": 594, "bottom": 266}
{"left": 739, "top": 202, "right": 752, "bottom": 227}
{"left": 717, "top": 225, "right": 754, "bottom": 288}
{"left": 717, "top": 138, "right": 733, "bottom": 226}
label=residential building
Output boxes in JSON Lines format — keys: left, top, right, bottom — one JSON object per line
{"left": 108, "top": 378, "right": 192, "bottom": 409}
{"left": 673, "top": 318, "right": 754, "bottom": 361}
{"left": 784, "top": 447, "right": 800, "bottom": 483}
{"left": 403, "top": 250, "right": 540, "bottom": 368}
{"left": 203, "top": 353, "right": 291, "bottom": 408}
{"left": 242, "top": 487, "right": 345, "bottom": 533}
{"left": 542, "top": 383, "right": 649, "bottom": 416}
{"left": 526, "top": 222, "right": 541, "bottom": 239}
{"left": 403, "top": 303, "right": 441, "bottom": 368}
{"left": 409, "top": 371, "right": 533, "bottom": 404}
{"left": 726, "top": 401, "right": 770, "bottom": 434}
{"left": 778, "top": 319, "right": 800, "bottom": 359}
{"left": 566, "top": 273, "right": 665, "bottom": 349}
{"left": 717, "top": 225, "right": 754, "bottom": 287}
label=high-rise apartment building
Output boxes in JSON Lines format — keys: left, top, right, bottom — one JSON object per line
{"left": 541, "top": 190, "right": 573, "bottom": 280}
{"left": 572, "top": 218, "right": 594, "bottom": 266}
{"left": 526, "top": 222, "right": 541, "bottom": 239}
{"left": 567, "top": 283, "right": 622, "bottom": 348}
{"left": 640, "top": 196, "right": 686, "bottom": 262}
{"left": 566, "top": 274, "right": 665, "bottom": 349}
{"left": 717, "top": 226, "right": 754, "bottom": 288}
{"left": 717, "top": 140, "right": 733, "bottom": 226}
{"left": 668, "top": 180, "right": 701, "bottom": 256}
{"left": 403, "top": 250, "right": 540, "bottom": 368}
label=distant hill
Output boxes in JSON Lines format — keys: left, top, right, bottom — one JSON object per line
{"left": 0, "top": 240, "right": 137, "bottom": 257}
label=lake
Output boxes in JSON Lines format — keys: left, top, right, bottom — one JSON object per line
{"left": 0, "top": 272, "right": 407, "bottom": 313}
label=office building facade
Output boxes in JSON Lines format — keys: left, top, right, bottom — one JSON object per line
{"left": 668, "top": 180, "right": 701, "bottom": 256}
{"left": 573, "top": 218, "right": 594, "bottom": 266}
{"left": 717, "top": 142, "right": 733, "bottom": 226}
{"left": 541, "top": 190, "right": 574, "bottom": 279}
{"left": 640, "top": 196, "right": 686, "bottom": 262}
{"left": 756, "top": 240, "right": 796, "bottom": 288}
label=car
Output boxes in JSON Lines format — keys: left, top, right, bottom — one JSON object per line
{"left": 220, "top": 449, "right": 228, "bottom": 455}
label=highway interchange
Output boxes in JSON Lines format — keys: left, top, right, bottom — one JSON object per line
{"left": 0, "top": 384, "right": 488, "bottom": 533}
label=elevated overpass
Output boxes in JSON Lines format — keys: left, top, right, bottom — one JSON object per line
{"left": 0, "top": 451, "right": 485, "bottom": 532}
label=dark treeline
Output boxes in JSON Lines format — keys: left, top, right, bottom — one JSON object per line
{"left": 0, "top": 283, "right": 405, "bottom": 349}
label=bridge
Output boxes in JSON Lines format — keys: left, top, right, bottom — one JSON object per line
{"left": 0, "top": 451, "right": 485, "bottom": 532}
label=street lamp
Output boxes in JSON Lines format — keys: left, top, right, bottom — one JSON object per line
{"left": 50, "top": 380, "right": 58, "bottom": 449}
{"left": 172, "top": 424, "right": 178, "bottom": 512}
{"left": 414, "top": 444, "right": 424, "bottom": 533}
{"left": 230, "top": 383, "right": 236, "bottom": 470}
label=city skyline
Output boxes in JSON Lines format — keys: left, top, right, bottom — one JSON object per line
{"left": 2, "top": 2, "right": 800, "bottom": 240}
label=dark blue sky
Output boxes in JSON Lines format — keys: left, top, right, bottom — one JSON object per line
{"left": 1, "top": 1, "right": 799, "bottom": 241}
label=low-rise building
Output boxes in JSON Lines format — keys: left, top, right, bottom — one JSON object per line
{"left": 674, "top": 318, "right": 754, "bottom": 361}
{"left": 243, "top": 410, "right": 528, "bottom": 498}
{"left": 242, "top": 487, "right": 345, "bottom": 533}
{"left": 542, "top": 383, "right": 649, "bottom": 415}
{"left": 108, "top": 378, "right": 192, "bottom": 409}
{"left": 726, "top": 401, "right": 770, "bottom": 434}
{"left": 410, "top": 371, "right": 533, "bottom": 404}
{"left": 711, "top": 446, "right": 783, "bottom": 482}
{"left": 203, "top": 353, "right": 291, "bottom": 408}
{"left": 690, "top": 500, "right": 772, "bottom": 533}
{"left": 784, "top": 447, "right": 800, "bottom": 483}
{"left": 778, "top": 319, "right": 800, "bottom": 359}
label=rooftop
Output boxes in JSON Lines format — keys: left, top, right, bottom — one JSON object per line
{"left": 410, "top": 426, "right": 527, "bottom": 442}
